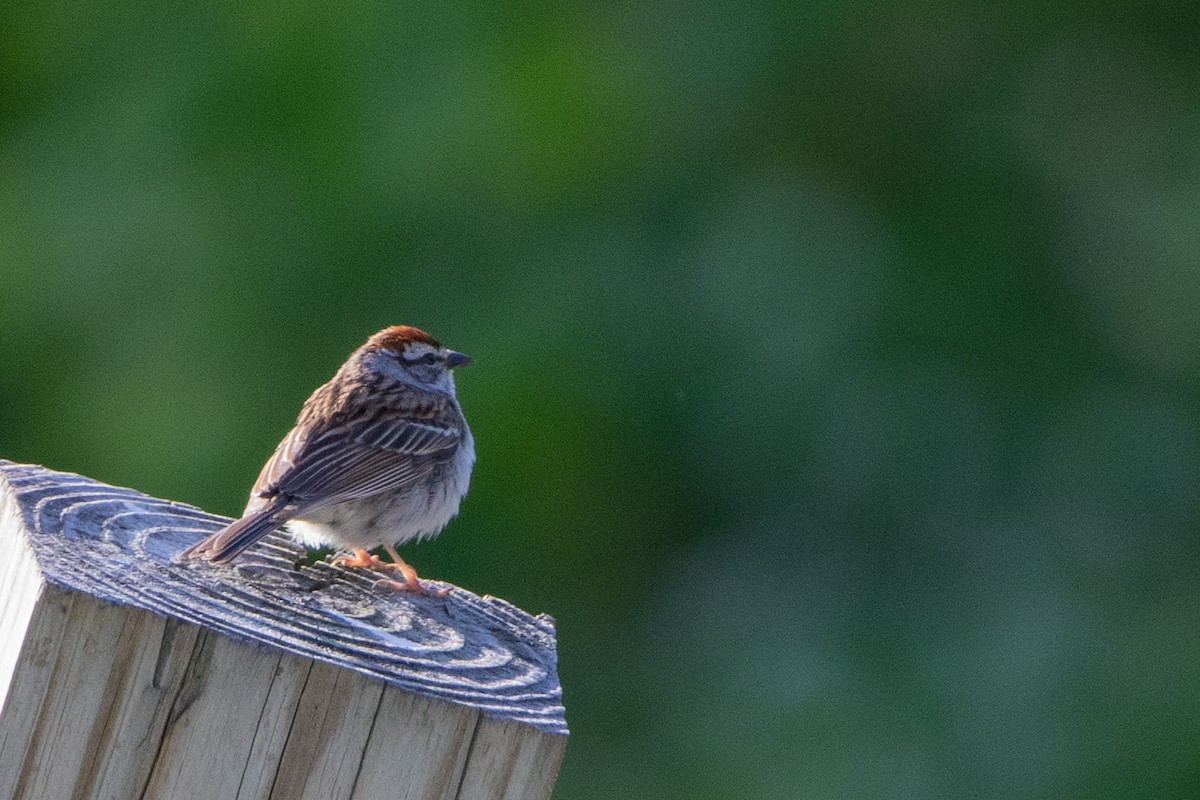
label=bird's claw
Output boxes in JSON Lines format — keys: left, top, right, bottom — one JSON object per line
{"left": 370, "top": 576, "right": 450, "bottom": 596}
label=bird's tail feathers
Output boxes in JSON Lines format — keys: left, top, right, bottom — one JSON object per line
{"left": 176, "top": 504, "right": 292, "bottom": 563}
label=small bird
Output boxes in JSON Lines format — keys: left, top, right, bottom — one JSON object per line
{"left": 179, "top": 325, "right": 475, "bottom": 592}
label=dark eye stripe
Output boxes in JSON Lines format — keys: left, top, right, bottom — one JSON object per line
{"left": 402, "top": 352, "right": 441, "bottom": 365}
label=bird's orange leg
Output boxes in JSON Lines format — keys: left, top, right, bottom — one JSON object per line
{"left": 381, "top": 543, "right": 420, "bottom": 585}
{"left": 374, "top": 543, "right": 447, "bottom": 595}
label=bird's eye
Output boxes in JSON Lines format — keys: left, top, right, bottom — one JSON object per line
{"left": 420, "top": 353, "right": 439, "bottom": 366}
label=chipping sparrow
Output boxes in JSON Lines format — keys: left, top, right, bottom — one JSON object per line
{"left": 179, "top": 325, "right": 475, "bottom": 592}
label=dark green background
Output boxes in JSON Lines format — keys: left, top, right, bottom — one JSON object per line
{"left": 2, "top": 3, "right": 1197, "bottom": 798}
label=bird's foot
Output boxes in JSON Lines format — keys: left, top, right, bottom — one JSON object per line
{"left": 331, "top": 548, "right": 388, "bottom": 570}
{"left": 332, "top": 547, "right": 448, "bottom": 596}
{"left": 376, "top": 544, "right": 450, "bottom": 596}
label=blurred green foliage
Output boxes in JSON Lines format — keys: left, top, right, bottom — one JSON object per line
{"left": 3, "top": 2, "right": 1199, "bottom": 798}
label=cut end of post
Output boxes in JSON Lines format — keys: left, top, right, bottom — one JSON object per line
{"left": 0, "top": 460, "right": 567, "bottom": 799}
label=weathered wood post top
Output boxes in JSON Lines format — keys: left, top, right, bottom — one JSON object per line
{"left": 0, "top": 460, "right": 566, "bottom": 800}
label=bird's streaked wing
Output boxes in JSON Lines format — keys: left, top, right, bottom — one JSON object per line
{"left": 248, "top": 385, "right": 462, "bottom": 511}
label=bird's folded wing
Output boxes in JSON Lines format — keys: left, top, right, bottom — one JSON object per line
{"left": 251, "top": 397, "right": 462, "bottom": 509}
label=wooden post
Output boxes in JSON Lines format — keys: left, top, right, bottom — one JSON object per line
{"left": 0, "top": 461, "right": 567, "bottom": 800}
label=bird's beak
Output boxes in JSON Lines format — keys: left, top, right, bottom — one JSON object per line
{"left": 446, "top": 350, "right": 471, "bottom": 369}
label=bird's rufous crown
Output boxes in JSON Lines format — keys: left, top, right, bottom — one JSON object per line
{"left": 366, "top": 325, "right": 443, "bottom": 352}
